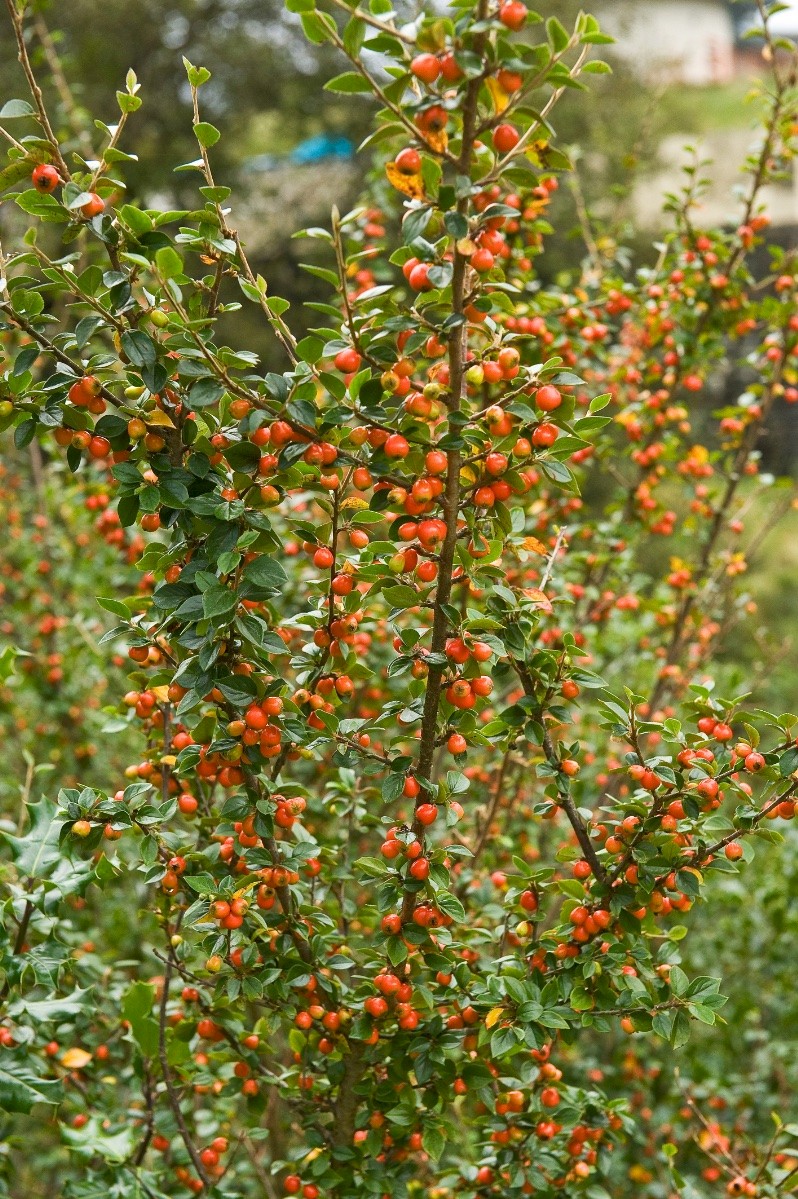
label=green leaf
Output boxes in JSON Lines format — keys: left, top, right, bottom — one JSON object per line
{"left": 547, "top": 15, "right": 570, "bottom": 51}
{"left": 121, "top": 330, "right": 158, "bottom": 370}
{"left": 155, "top": 246, "right": 184, "bottom": 279}
{"left": 0, "top": 646, "right": 18, "bottom": 684}
{"left": 383, "top": 585, "right": 420, "bottom": 609}
{"left": 324, "top": 72, "right": 373, "bottom": 94}
{"left": 0, "top": 100, "right": 36, "bottom": 119}
{"left": 669, "top": 965, "right": 689, "bottom": 996}
{"left": 670, "top": 1010, "right": 692, "bottom": 1049}
{"left": 0, "top": 1060, "right": 62, "bottom": 1113}
{"left": 435, "top": 892, "right": 465, "bottom": 923}
{"left": 201, "top": 583, "right": 237, "bottom": 620}
{"left": 386, "top": 936, "right": 407, "bottom": 967}
{"left": 184, "top": 873, "right": 218, "bottom": 895}
{"left": 652, "top": 1009, "right": 675, "bottom": 1040}
{"left": 200, "top": 185, "right": 232, "bottom": 202}
{"left": 779, "top": 746, "right": 798, "bottom": 776}
{"left": 122, "top": 982, "right": 159, "bottom": 1057}
{"left": 193, "top": 122, "right": 221, "bottom": 148}
{"left": 15, "top": 189, "right": 68, "bottom": 222}
{"left": 189, "top": 378, "right": 225, "bottom": 408}
{"left": 117, "top": 90, "right": 143, "bottom": 113}
{"left": 62, "top": 1116, "right": 135, "bottom": 1163}
{"left": 13, "top": 988, "right": 92, "bottom": 1023}
{"left": 422, "top": 1125, "right": 446, "bottom": 1160}
{"left": 301, "top": 10, "right": 336, "bottom": 42}
{"left": 1, "top": 797, "right": 64, "bottom": 879}
{"left": 240, "top": 555, "right": 288, "bottom": 596}
{"left": 13, "top": 418, "right": 37, "bottom": 449}
{"left": 183, "top": 59, "right": 211, "bottom": 87}
{"left": 0, "top": 158, "right": 34, "bottom": 193}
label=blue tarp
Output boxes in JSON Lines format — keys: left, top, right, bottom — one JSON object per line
{"left": 243, "top": 134, "right": 354, "bottom": 173}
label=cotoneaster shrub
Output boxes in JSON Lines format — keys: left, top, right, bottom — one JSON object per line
{"left": 0, "top": 1, "right": 797, "bottom": 1197}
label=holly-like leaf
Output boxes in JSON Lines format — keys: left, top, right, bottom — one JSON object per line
{"left": 1, "top": 798, "right": 64, "bottom": 879}
{"left": 0, "top": 1059, "right": 62, "bottom": 1113}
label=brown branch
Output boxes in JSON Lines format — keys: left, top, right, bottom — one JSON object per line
{"left": 697, "top": 784, "right": 797, "bottom": 862}
{"left": 130, "top": 1064, "right": 156, "bottom": 1167}
{"left": 0, "top": 303, "right": 122, "bottom": 410}
{"left": 467, "top": 744, "right": 514, "bottom": 873}
{"left": 157, "top": 952, "right": 210, "bottom": 1188}
{"left": 399, "top": 0, "right": 488, "bottom": 923}
{"left": 0, "top": 894, "right": 33, "bottom": 1003}
{"left": 648, "top": 313, "right": 791, "bottom": 713}
{"left": 329, "top": 1039, "right": 368, "bottom": 1150}
{"left": 3, "top": 0, "right": 71, "bottom": 181}
{"left": 513, "top": 659, "right": 608, "bottom": 884}
{"left": 31, "top": 11, "right": 95, "bottom": 160}
{"left": 324, "top": 0, "right": 415, "bottom": 44}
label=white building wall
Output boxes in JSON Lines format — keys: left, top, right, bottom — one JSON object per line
{"left": 598, "top": 1, "right": 735, "bottom": 84}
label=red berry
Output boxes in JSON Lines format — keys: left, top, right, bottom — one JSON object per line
{"left": 499, "top": 0, "right": 527, "bottom": 30}
{"left": 32, "top": 163, "right": 60, "bottom": 193}
{"left": 395, "top": 147, "right": 422, "bottom": 174}
{"left": 384, "top": 433, "right": 410, "bottom": 459}
{"left": 365, "top": 995, "right": 389, "bottom": 1018}
{"left": 471, "top": 248, "right": 495, "bottom": 273}
{"left": 410, "top": 54, "right": 441, "bottom": 84}
{"left": 416, "top": 803, "right": 438, "bottom": 826}
{"left": 408, "top": 262, "right": 433, "bottom": 291}
{"left": 532, "top": 423, "right": 558, "bottom": 448}
{"left": 80, "top": 192, "right": 105, "bottom": 218}
{"left": 493, "top": 123, "right": 520, "bottom": 153}
{"left": 440, "top": 52, "right": 463, "bottom": 81}
{"left": 334, "top": 347, "right": 361, "bottom": 373}
{"left": 447, "top": 732, "right": 467, "bottom": 755}
{"left": 535, "top": 384, "right": 562, "bottom": 412}
{"left": 497, "top": 68, "right": 523, "bottom": 92}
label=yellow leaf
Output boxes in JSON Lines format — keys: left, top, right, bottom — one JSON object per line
{"left": 151, "top": 685, "right": 171, "bottom": 703}
{"left": 522, "top": 536, "right": 548, "bottom": 556}
{"left": 522, "top": 588, "right": 554, "bottom": 614}
{"left": 146, "top": 409, "right": 176, "bottom": 429}
{"left": 527, "top": 139, "right": 555, "bottom": 168}
{"left": 485, "top": 1006, "right": 504, "bottom": 1029}
{"left": 385, "top": 162, "right": 425, "bottom": 201}
{"left": 456, "top": 237, "right": 477, "bottom": 257}
{"left": 422, "top": 128, "right": 448, "bottom": 154}
{"left": 62, "top": 1047, "right": 92, "bottom": 1070}
{"left": 485, "top": 77, "right": 510, "bottom": 115}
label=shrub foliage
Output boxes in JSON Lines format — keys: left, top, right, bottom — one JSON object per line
{"left": 0, "top": 0, "right": 797, "bottom": 1196}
